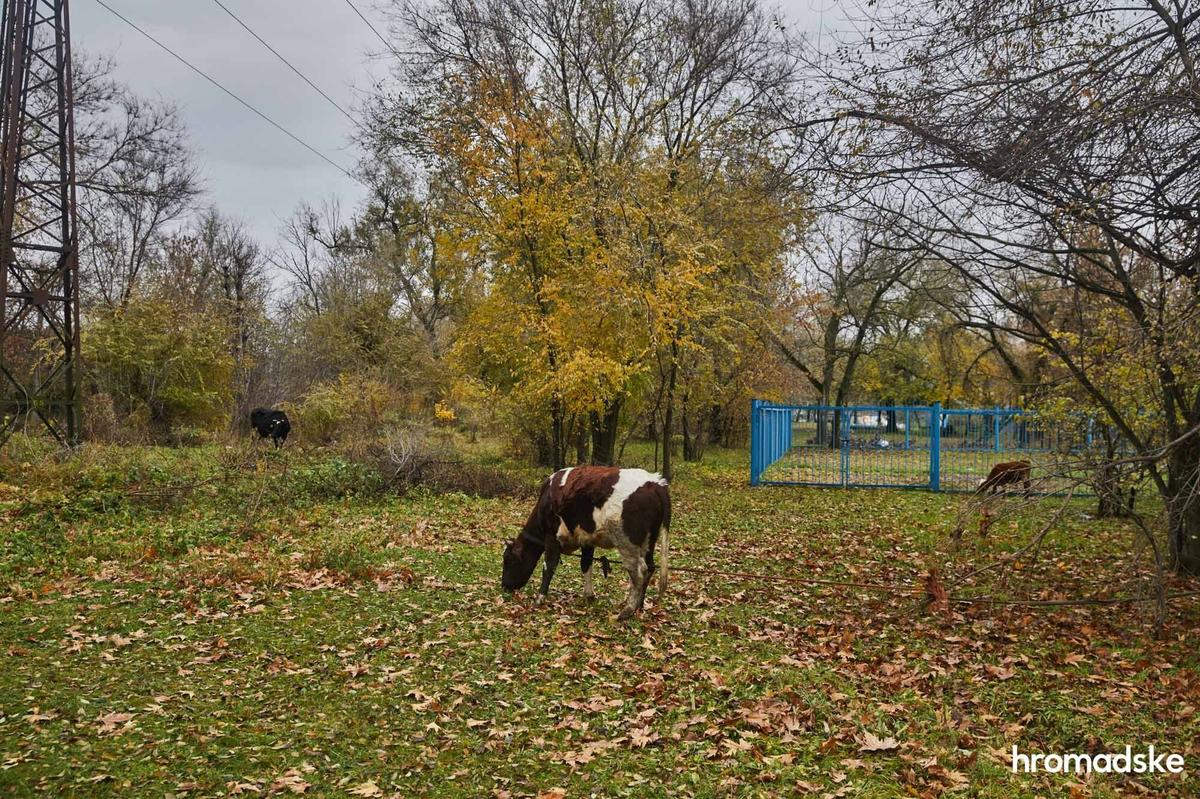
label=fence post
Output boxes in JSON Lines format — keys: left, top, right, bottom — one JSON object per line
{"left": 904, "top": 407, "right": 910, "bottom": 450}
{"left": 750, "top": 399, "right": 761, "bottom": 485}
{"left": 840, "top": 429, "right": 850, "bottom": 487}
{"left": 994, "top": 406, "right": 1002, "bottom": 452}
{"left": 930, "top": 402, "right": 942, "bottom": 491}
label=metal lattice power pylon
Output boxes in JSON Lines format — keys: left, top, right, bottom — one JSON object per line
{"left": 0, "top": 0, "right": 80, "bottom": 446}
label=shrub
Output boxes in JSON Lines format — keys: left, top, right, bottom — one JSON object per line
{"left": 434, "top": 401, "right": 457, "bottom": 425}
{"left": 81, "top": 392, "right": 125, "bottom": 443}
{"left": 286, "top": 457, "right": 381, "bottom": 501}
{"left": 373, "top": 423, "right": 452, "bottom": 485}
{"left": 353, "top": 422, "right": 531, "bottom": 498}
{"left": 291, "top": 372, "right": 395, "bottom": 445}
{"left": 85, "top": 296, "right": 236, "bottom": 438}
{"left": 419, "top": 460, "right": 535, "bottom": 498}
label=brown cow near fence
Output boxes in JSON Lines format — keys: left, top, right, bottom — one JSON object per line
{"left": 977, "top": 459, "right": 1032, "bottom": 495}
{"left": 501, "top": 466, "right": 670, "bottom": 620}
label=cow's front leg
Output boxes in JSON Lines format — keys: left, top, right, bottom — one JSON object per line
{"left": 616, "top": 546, "right": 647, "bottom": 621}
{"left": 537, "top": 547, "right": 561, "bottom": 604}
{"left": 580, "top": 546, "right": 595, "bottom": 602}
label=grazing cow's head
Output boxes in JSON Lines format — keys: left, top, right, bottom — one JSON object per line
{"left": 502, "top": 477, "right": 555, "bottom": 592}
{"left": 501, "top": 533, "right": 541, "bottom": 592}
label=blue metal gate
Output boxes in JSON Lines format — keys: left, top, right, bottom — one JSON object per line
{"left": 749, "top": 400, "right": 1074, "bottom": 492}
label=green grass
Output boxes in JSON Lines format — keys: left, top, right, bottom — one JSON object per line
{"left": 761, "top": 444, "right": 1091, "bottom": 493}
{"left": 1, "top": 440, "right": 1197, "bottom": 797}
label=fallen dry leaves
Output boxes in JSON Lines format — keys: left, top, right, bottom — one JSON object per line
{"left": 270, "top": 769, "right": 311, "bottom": 794}
{"left": 857, "top": 732, "right": 901, "bottom": 753}
{"left": 95, "top": 711, "right": 135, "bottom": 735}
{"left": 3, "top": 449, "right": 1199, "bottom": 799}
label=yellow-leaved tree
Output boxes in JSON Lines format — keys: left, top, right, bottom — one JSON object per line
{"left": 371, "top": 0, "right": 801, "bottom": 472}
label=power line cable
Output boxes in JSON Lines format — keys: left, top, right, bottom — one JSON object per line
{"left": 342, "top": 0, "right": 399, "bottom": 55}
{"left": 208, "top": 0, "right": 357, "bottom": 126}
{"left": 93, "top": 0, "right": 361, "bottom": 185}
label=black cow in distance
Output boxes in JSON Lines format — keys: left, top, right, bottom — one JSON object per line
{"left": 250, "top": 408, "right": 291, "bottom": 448}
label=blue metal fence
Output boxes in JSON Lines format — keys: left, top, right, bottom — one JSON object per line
{"left": 749, "top": 400, "right": 1079, "bottom": 492}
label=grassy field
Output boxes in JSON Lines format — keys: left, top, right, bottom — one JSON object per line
{"left": 1, "top": 440, "right": 1198, "bottom": 797}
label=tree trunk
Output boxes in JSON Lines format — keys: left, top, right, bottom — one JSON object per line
{"left": 1094, "top": 432, "right": 1135, "bottom": 518}
{"left": 682, "top": 410, "right": 705, "bottom": 461}
{"left": 820, "top": 366, "right": 836, "bottom": 449}
{"left": 833, "top": 338, "right": 865, "bottom": 448}
{"left": 550, "top": 397, "right": 566, "bottom": 471}
{"left": 1095, "top": 462, "right": 1135, "bottom": 518}
{"left": 533, "top": 433, "right": 553, "bottom": 467}
{"left": 1166, "top": 438, "right": 1200, "bottom": 574}
{"left": 574, "top": 418, "right": 589, "bottom": 465}
{"left": 681, "top": 390, "right": 705, "bottom": 462}
{"left": 590, "top": 396, "right": 621, "bottom": 466}
{"left": 661, "top": 343, "right": 679, "bottom": 481}
{"left": 708, "top": 403, "right": 726, "bottom": 447}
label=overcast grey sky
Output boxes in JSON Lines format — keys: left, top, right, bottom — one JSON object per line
{"left": 72, "top": 0, "right": 840, "bottom": 248}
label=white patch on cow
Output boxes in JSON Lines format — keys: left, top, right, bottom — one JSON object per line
{"left": 556, "top": 468, "right": 663, "bottom": 550}
{"left": 590, "top": 468, "right": 664, "bottom": 534}
{"left": 556, "top": 467, "right": 574, "bottom": 487}
{"left": 557, "top": 517, "right": 612, "bottom": 549}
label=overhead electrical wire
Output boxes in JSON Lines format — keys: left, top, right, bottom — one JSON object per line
{"left": 343, "top": 0, "right": 422, "bottom": 58}
{"left": 342, "top": 0, "right": 391, "bottom": 50}
{"left": 208, "top": 0, "right": 357, "bottom": 126}
{"left": 92, "top": 0, "right": 361, "bottom": 185}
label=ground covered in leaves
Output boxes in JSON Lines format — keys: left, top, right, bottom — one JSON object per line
{"left": 1, "top": 442, "right": 1197, "bottom": 797}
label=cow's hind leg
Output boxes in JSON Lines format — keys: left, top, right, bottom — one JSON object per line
{"left": 616, "top": 546, "right": 647, "bottom": 621}
{"left": 637, "top": 526, "right": 662, "bottom": 611}
{"left": 638, "top": 549, "right": 654, "bottom": 611}
{"left": 580, "top": 546, "right": 595, "bottom": 602}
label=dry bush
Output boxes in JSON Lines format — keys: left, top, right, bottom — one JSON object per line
{"left": 377, "top": 424, "right": 449, "bottom": 485}
{"left": 352, "top": 423, "right": 530, "bottom": 498}
{"left": 418, "top": 460, "right": 535, "bottom": 498}
{"left": 81, "top": 391, "right": 121, "bottom": 442}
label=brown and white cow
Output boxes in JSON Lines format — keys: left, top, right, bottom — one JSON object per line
{"left": 977, "top": 459, "right": 1032, "bottom": 495}
{"left": 501, "top": 466, "right": 670, "bottom": 620}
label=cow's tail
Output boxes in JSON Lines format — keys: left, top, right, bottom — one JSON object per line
{"left": 657, "top": 491, "right": 671, "bottom": 594}
{"left": 657, "top": 523, "right": 669, "bottom": 594}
